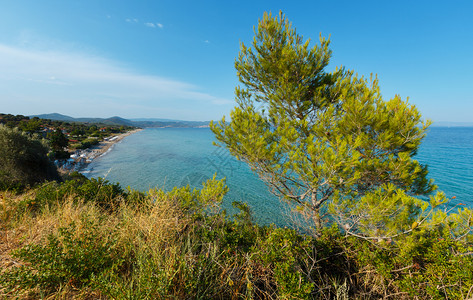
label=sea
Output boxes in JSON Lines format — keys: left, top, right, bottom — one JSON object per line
{"left": 84, "top": 127, "right": 473, "bottom": 226}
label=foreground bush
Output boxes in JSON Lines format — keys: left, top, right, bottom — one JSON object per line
{"left": 1, "top": 177, "right": 473, "bottom": 299}
{"left": 3, "top": 220, "right": 121, "bottom": 293}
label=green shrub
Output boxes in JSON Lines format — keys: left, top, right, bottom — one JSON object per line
{"left": 0, "top": 125, "right": 60, "bottom": 191}
{"left": 50, "top": 149, "right": 70, "bottom": 160}
{"left": 31, "top": 177, "right": 124, "bottom": 211}
{"left": 78, "top": 138, "right": 99, "bottom": 149}
{"left": 151, "top": 174, "right": 228, "bottom": 215}
{"left": 391, "top": 231, "right": 473, "bottom": 299}
{"left": 76, "top": 177, "right": 123, "bottom": 209}
{"left": 254, "top": 228, "right": 315, "bottom": 299}
{"left": 324, "top": 227, "right": 473, "bottom": 299}
{"left": 1, "top": 220, "right": 122, "bottom": 295}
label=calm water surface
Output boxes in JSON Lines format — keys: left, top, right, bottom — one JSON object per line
{"left": 416, "top": 127, "right": 473, "bottom": 203}
{"left": 85, "top": 128, "right": 287, "bottom": 225}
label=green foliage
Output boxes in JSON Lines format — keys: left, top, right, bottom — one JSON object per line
{"left": 51, "top": 149, "right": 71, "bottom": 160}
{"left": 232, "top": 200, "right": 254, "bottom": 226}
{"left": 75, "top": 177, "right": 123, "bottom": 208}
{"left": 0, "top": 113, "right": 136, "bottom": 153}
{"left": 2, "top": 220, "right": 122, "bottom": 294}
{"left": 151, "top": 174, "right": 228, "bottom": 215}
{"left": 329, "top": 183, "right": 429, "bottom": 239}
{"left": 19, "top": 117, "right": 42, "bottom": 133}
{"left": 0, "top": 125, "right": 60, "bottom": 191}
{"left": 12, "top": 174, "right": 226, "bottom": 220}
{"left": 78, "top": 137, "right": 99, "bottom": 149}
{"left": 31, "top": 177, "right": 124, "bottom": 212}
{"left": 399, "top": 233, "right": 473, "bottom": 298}
{"left": 254, "top": 228, "right": 315, "bottom": 298}
{"left": 4, "top": 175, "right": 125, "bottom": 218}
{"left": 47, "top": 129, "right": 69, "bottom": 151}
{"left": 341, "top": 228, "right": 473, "bottom": 299}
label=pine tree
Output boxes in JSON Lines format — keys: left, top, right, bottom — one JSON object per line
{"left": 211, "top": 12, "right": 435, "bottom": 236}
{"left": 48, "top": 129, "right": 69, "bottom": 152}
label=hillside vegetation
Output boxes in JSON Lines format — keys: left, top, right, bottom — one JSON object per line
{"left": 1, "top": 174, "right": 473, "bottom": 299}
{"left": 0, "top": 113, "right": 135, "bottom": 161}
{"left": 0, "top": 125, "right": 61, "bottom": 190}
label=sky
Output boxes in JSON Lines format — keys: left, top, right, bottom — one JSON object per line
{"left": 0, "top": 0, "right": 472, "bottom": 122}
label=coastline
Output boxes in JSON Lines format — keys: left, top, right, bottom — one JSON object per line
{"left": 57, "top": 129, "right": 143, "bottom": 173}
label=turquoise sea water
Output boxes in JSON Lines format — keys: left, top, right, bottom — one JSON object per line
{"left": 416, "top": 127, "right": 473, "bottom": 203}
{"left": 84, "top": 128, "right": 287, "bottom": 225}
{"left": 85, "top": 127, "right": 473, "bottom": 225}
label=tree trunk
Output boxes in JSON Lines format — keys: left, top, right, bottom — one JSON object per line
{"left": 311, "top": 191, "right": 322, "bottom": 235}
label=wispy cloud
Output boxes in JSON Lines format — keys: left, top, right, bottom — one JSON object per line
{"left": 0, "top": 44, "right": 231, "bottom": 120}
{"left": 125, "top": 18, "right": 139, "bottom": 23}
{"left": 145, "top": 22, "right": 164, "bottom": 29}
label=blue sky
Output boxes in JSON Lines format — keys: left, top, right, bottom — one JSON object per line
{"left": 0, "top": 0, "right": 472, "bottom": 122}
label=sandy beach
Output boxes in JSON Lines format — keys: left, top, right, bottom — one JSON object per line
{"left": 57, "top": 129, "right": 143, "bottom": 173}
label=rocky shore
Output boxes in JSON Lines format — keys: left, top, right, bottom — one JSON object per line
{"left": 56, "top": 129, "right": 143, "bottom": 173}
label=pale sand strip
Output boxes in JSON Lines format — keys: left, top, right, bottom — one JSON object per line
{"left": 87, "top": 128, "right": 143, "bottom": 160}
{"left": 59, "top": 129, "right": 143, "bottom": 173}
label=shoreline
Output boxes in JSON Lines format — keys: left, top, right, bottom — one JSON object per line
{"left": 57, "top": 129, "right": 143, "bottom": 173}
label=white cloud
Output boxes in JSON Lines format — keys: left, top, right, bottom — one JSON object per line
{"left": 0, "top": 44, "right": 231, "bottom": 120}
{"left": 126, "top": 18, "right": 139, "bottom": 23}
{"left": 145, "top": 22, "right": 164, "bottom": 29}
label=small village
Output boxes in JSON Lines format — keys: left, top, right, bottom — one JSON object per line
{"left": 0, "top": 113, "right": 137, "bottom": 172}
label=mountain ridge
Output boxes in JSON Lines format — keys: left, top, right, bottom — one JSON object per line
{"left": 30, "top": 113, "right": 210, "bottom": 128}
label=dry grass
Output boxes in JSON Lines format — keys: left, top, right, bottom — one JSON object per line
{"left": 0, "top": 187, "right": 193, "bottom": 299}
{"left": 115, "top": 194, "right": 187, "bottom": 253}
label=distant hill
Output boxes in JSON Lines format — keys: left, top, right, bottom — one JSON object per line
{"left": 31, "top": 113, "right": 77, "bottom": 122}
{"left": 31, "top": 113, "right": 210, "bottom": 128}
{"left": 134, "top": 120, "right": 209, "bottom": 128}
{"left": 130, "top": 117, "right": 181, "bottom": 122}
{"left": 72, "top": 116, "right": 136, "bottom": 127}
{"left": 30, "top": 113, "right": 134, "bottom": 126}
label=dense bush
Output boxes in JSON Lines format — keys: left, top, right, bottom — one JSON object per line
{"left": 0, "top": 125, "right": 60, "bottom": 191}
{"left": 2, "top": 220, "right": 122, "bottom": 294}
{"left": 31, "top": 175, "right": 124, "bottom": 212}
{"left": 78, "top": 138, "right": 99, "bottom": 149}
